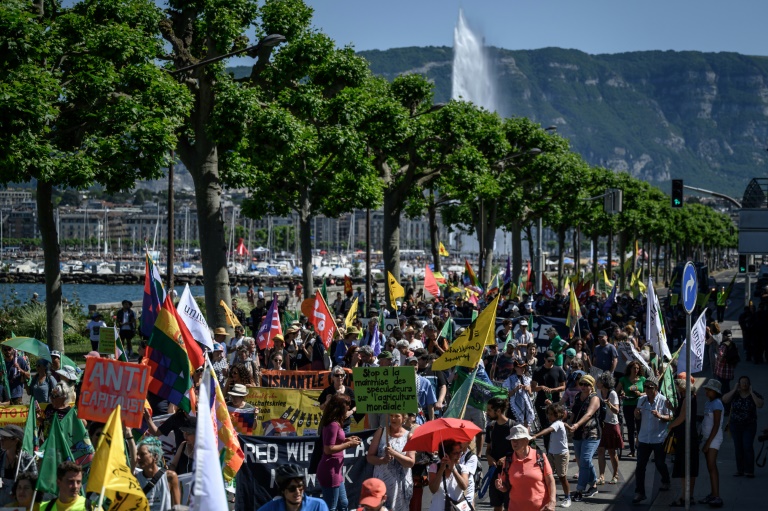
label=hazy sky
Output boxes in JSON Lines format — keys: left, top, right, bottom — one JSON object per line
{"left": 301, "top": 0, "right": 768, "bottom": 56}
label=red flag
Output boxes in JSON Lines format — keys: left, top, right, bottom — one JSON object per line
{"left": 235, "top": 238, "right": 249, "bottom": 256}
{"left": 541, "top": 274, "right": 556, "bottom": 299}
{"left": 343, "top": 275, "right": 353, "bottom": 295}
{"left": 424, "top": 265, "right": 440, "bottom": 298}
{"left": 525, "top": 261, "right": 533, "bottom": 293}
{"left": 575, "top": 279, "right": 592, "bottom": 303}
{"left": 309, "top": 290, "right": 337, "bottom": 349}
{"left": 164, "top": 295, "right": 205, "bottom": 370}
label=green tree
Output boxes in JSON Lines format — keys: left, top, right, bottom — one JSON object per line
{"left": 212, "top": 30, "right": 380, "bottom": 299}
{"left": 0, "top": 0, "right": 189, "bottom": 349}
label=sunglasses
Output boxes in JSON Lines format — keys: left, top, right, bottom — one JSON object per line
{"left": 579, "top": 383, "right": 592, "bottom": 387}
{"left": 286, "top": 484, "right": 305, "bottom": 493}
{"left": 333, "top": 374, "right": 345, "bottom": 378}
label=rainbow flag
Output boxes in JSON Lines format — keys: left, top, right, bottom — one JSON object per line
{"left": 464, "top": 259, "right": 481, "bottom": 289}
{"left": 141, "top": 251, "right": 166, "bottom": 338}
{"left": 145, "top": 308, "right": 195, "bottom": 412}
{"left": 206, "top": 363, "right": 245, "bottom": 481}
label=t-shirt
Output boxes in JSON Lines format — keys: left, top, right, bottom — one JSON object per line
{"left": 603, "top": 390, "right": 619, "bottom": 425}
{"left": 428, "top": 464, "right": 465, "bottom": 511}
{"left": 459, "top": 451, "right": 478, "bottom": 504}
{"left": 618, "top": 376, "right": 646, "bottom": 406}
{"left": 547, "top": 420, "right": 569, "bottom": 455}
{"left": 504, "top": 448, "right": 553, "bottom": 511}
{"left": 702, "top": 398, "right": 725, "bottom": 440}
{"left": 318, "top": 421, "right": 346, "bottom": 488}
{"left": 593, "top": 344, "right": 618, "bottom": 372}
{"left": 486, "top": 419, "right": 514, "bottom": 462}
{"left": 532, "top": 365, "right": 566, "bottom": 407}
{"left": 259, "top": 496, "right": 329, "bottom": 511}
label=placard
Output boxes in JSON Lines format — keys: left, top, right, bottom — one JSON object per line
{"left": 98, "top": 326, "right": 116, "bottom": 355}
{"left": 352, "top": 366, "right": 418, "bottom": 414}
{"left": 78, "top": 358, "right": 150, "bottom": 428}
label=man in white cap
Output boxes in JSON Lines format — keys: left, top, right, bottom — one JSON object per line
{"left": 515, "top": 318, "right": 534, "bottom": 349}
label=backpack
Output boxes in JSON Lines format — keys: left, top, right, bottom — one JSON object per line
{"left": 725, "top": 341, "right": 740, "bottom": 365}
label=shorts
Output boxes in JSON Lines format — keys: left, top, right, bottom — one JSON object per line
{"left": 547, "top": 452, "right": 569, "bottom": 478}
{"left": 701, "top": 432, "right": 723, "bottom": 451}
{"left": 464, "top": 406, "right": 487, "bottom": 432}
{"left": 488, "top": 482, "right": 509, "bottom": 508}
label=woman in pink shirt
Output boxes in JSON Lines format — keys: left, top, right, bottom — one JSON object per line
{"left": 318, "top": 394, "right": 361, "bottom": 511}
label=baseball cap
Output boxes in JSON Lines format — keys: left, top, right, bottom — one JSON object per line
{"left": 359, "top": 478, "right": 387, "bottom": 508}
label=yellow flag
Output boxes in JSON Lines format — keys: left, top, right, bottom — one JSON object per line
{"left": 439, "top": 242, "right": 450, "bottom": 257}
{"left": 388, "top": 271, "right": 405, "bottom": 309}
{"left": 86, "top": 405, "right": 149, "bottom": 510}
{"left": 345, "top": 297, "right": 358, "bottom": 329}
{"left": 603, "top": 268, "right": 613, "bottom": 288}
{"left": 432, "top": 295, "right": 500, "bottom": 371}
{"left": 220, "top": 300, "right": 242, "bottom": 327}
{"left": 636, "top": 268, "right": 646, "bottom": 292}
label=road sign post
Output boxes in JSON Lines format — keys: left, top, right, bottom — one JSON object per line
{"left": 681, "top": 262, "right": 697, "bottom": 511}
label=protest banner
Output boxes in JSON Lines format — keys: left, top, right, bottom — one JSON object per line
{"left": 235, "top": 430, "right": 377, "bottom": 510}
{"left": 352, "top": 366, "right": 418, "bottom": 414}
{"left": 260, "top": 369, "right": 354, "bottom": 389}
{"left": 0, "top": 406, "right": 28, "bottom": 427}
{"left": 678, "top": 309, "right": 707, "bottom": 374}
{"left": 77, "top": 358, "right": 150, "bottom": 428}
{"left": 244, "top": 387, "right": 365, "bottom": 436}
{"left": 382, "top": 318, "right": 399, "bottom": 336}
{"left": 98, "top": 326, "right": 116, "bottom": 355}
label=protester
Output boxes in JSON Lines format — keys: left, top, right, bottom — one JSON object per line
{"left": 570, "top": 338, "right": 592, "bottom": 370}
{"left": 28, "top": 358, "right": 57, "bottom": 404}
{"left": 427, "top": 440, "right": 469, "bottom": 511}
{"left": 531, "top": 350, "right": 566, "bottom": 452}
{"left": 410, "top": 357, "right": 437, "bottom": 424}
{"left": 532, "top": 403, "right": 570, "bottom": 508}
{"left": 227, "top": 383, "right": 256, "bottom": 411}
{"left": 667, "top": 372, "right": 699, "bottom": 507}
{"left": 8, "top": 471, "right": 39, "bottom": 510}
{"left": 334, "top": 328, "right": 359, "bottom": 367}
{"left": 502, "top": 358, "right": 534, "bottom": 428}
{"left": 723, "top": 375, "right": 764, "bottom": 477}
{"left": 1, "top": 346, "right": 30, "bottom": 405}
{"left": 359, "top": 478, "right": 388, "bottom": 511}
{"left": 595, "top": 372, "right": 622, "bottom": 485}
{"left": 366, "top": 414, "right": 415, "bottom": 511}
{"left": 615, "top": 360, "right": 646, "bottom": 457}
{"left": 42, "top": 382, "right": 72, "bottom": 437}
{"left": 485, "top": 397, "right": 513, "bottom": 511}
{"left": 318, "top": 367, "right": 356, "bottom": 433}
{"left": 700, "top": 379, "right": 725, "bottom": 507}
{"left": 261, "top": 464, "right": 330, "bottom": 511}
{"left": 118, "top": 299, "right": 137, "bottom": 358}
{"left": 86, "top": 312, "right": 107, "bottom": 352}
{"left": 136, "top": 436, "right": 181, "bottom": 511}
{"left": 0, "top": 425, "right": 36, "bottom": 506}
{"left": 458, "top": 441, "right": 479, "bottom": 505}
{"left": 495, "top": 424, "right": 556, "bottom": 511}
{"left": 168, "top": 416, "right": 196, "bottom": 475}
{"left": 566, "top": 374, "right": 601, "bottom": 502}
{"left": 632, "top": 375, "right": 672, "bottom": 504}
{"left": 714, "top": 330, "right": 739, "bottom": 408}
{"left": 591, "top": 330, "right": 617, "bottom": 375}
{"left": 318, "top": 394, "right": 361, "bottom": 511}
{"left": 41, "top": 461, "right": 86, "bottom": 510}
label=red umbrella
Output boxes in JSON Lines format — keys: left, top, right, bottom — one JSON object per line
{"left": 403, "top": 418, "right": 482, "bottom": 452}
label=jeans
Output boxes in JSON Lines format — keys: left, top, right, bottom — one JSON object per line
{"left": 635, "top": 442, "right": 670, "bottom": 496}
{"left": 622, "top": 404, "right": 640, "bottom": 454}
{"left": 731, "top": 421, "right": 757, "bottom": 475}
{"left": 573, "top": 438, "right": 600, "bottom": 491}
{"left": 321, "top": 483, "right": 348, "bottom": 511}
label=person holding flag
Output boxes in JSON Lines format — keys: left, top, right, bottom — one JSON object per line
{"left": 41, "top": 462, "right": 86, "bottom": 511}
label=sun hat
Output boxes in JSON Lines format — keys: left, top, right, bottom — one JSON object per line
{"left": 286, "top": 325, "right": 301, "bottom": 334}
{"left": 377, "top": 351, "right": 393, "bottom": 360}
{"left": 645, "top": 375, "right": 660, "bottom": 388}
{"left": 50, "top": 350, "right": 61, "bottom": 359}
{"left": 55, "top": 366, "right": 78, "bottom": 382}
{"left": 345, "top": 326, "right": 360, "bottom": 337}
{"left": 519, "top": 319, "right": 528, "bottom": 326}
{"left": 505, "top": 424, "right": 533, "bottom": 441}
{"left": 228, "top": 383, "right": 249, "bottom": 397}
{"left": 702, "top": 379, "right": 722, "bottom": 395}
{"left": 359, "top": 478, "right": 387, "bottom": 508}
{"left": 214, "top": 327, "right": 228, "bottom": 336}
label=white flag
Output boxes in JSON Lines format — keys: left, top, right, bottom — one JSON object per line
{"left": 646, "top": 277, "right": 672, "bottom": 359}
{"left": 177, "top": 284, "right": 213, "bottom": 351}
{"left": 190, "top": 367, "right": 229, "bottom": 511}
{"left": 678, "top": 309, "right": 707, "bottom": 374}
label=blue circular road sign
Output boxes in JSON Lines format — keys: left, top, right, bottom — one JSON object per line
{"left": 682, "top": 262, "right": 698, "bottom": 314}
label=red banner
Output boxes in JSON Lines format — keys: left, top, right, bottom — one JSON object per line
{"left": 308, "top": 290, "right": 337, "bottom": 349}
{"left": 78, "top": 358, "right": 150, "bottom": 428}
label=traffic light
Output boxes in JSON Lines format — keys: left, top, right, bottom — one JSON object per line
{"left": 671, "top": 179, "right": 684, "bottom": 208}
{"left": 739, "top": 254, "right": 748, "bottom": 273}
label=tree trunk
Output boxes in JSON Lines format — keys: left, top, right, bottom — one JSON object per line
{"left": 383, "top": 190, "right": 403, "bottom": 313}
{"left": 592, "top": 233, "right": 600, "bottom": 295}
{"left": 618, "top": 231, "right": 628, "bottom": 291}
{"left": 557, "top": 226, "right": 566, "bottom": 290}
{"left": 428, "top": 194, "right": 441, "bottom": 274}
{"left": 511, "top": 221, "right": 523, "bottom": 284}
{"left": 525, "top": 224, "right": 535, "bottom": 291}
{"left": 37, "top": 181, "right": 63, "bottom": 351}
{"left": 480, "top": 200, "right": 498, "bottom": 286}
{"left": 574, "top": 226, "right": 581, "bottom": 279}
{"left": 299, "top": 187, "right": 314, "bottom": 299}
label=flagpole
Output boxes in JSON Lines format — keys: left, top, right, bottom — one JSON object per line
{"left": 28, "top": 491, "right": 36, "bottom": 511}
{"left": 97, "top": 486, "right": 106, "bottom": 510}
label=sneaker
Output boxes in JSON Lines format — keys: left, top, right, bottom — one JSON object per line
{"left": 571, "top": 492, "right": 583, "bottom": 503}
{"left": 632, "top": 494, "right": 647, "bottom": 504}
{"left": 699, "top": 495, "right": 714, "bottom": 504}
{"left": 584, "top": 486, "right": 599, "bottom": 498}
{"left": 559, "top": 497, "right": 572, "bottom": 508}
{"left": 709, "top": 497, "right": 724, "bottom": 508}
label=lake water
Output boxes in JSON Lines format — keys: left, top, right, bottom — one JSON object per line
{"left": 0, "top": 282, "right": 287, "bottom": 312}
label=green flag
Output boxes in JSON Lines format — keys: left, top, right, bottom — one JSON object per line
{"left": 503, "top": 330, "right": 513, "bottom": 351}
{"left": 0, "top": 356, "right": 10, "bottom": 402}
{"left": 471, "top": 310, "right": 478, "bottom": 322}
{"left": 438, "top": 318, "right": 453, "bottom": 344}
{"left": 21, "top": 398, "right": 36, "bottom": 468}
{"left": 115, "top": 336, "right": 128, "bottom": 362}
{"left": 444, "top": 368, "right": 477, "bottom": 419}
{"left": 37, "top": 415, "right": 74, "bottom": 495}
{"left": 451, "top": 368, "right": 509, "bottom": 411}
{"left": 282, "top": 309, "right": 299, "bottom": 332}
{"left": 60, "top": 407, "right": 95, "bottom": 467}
